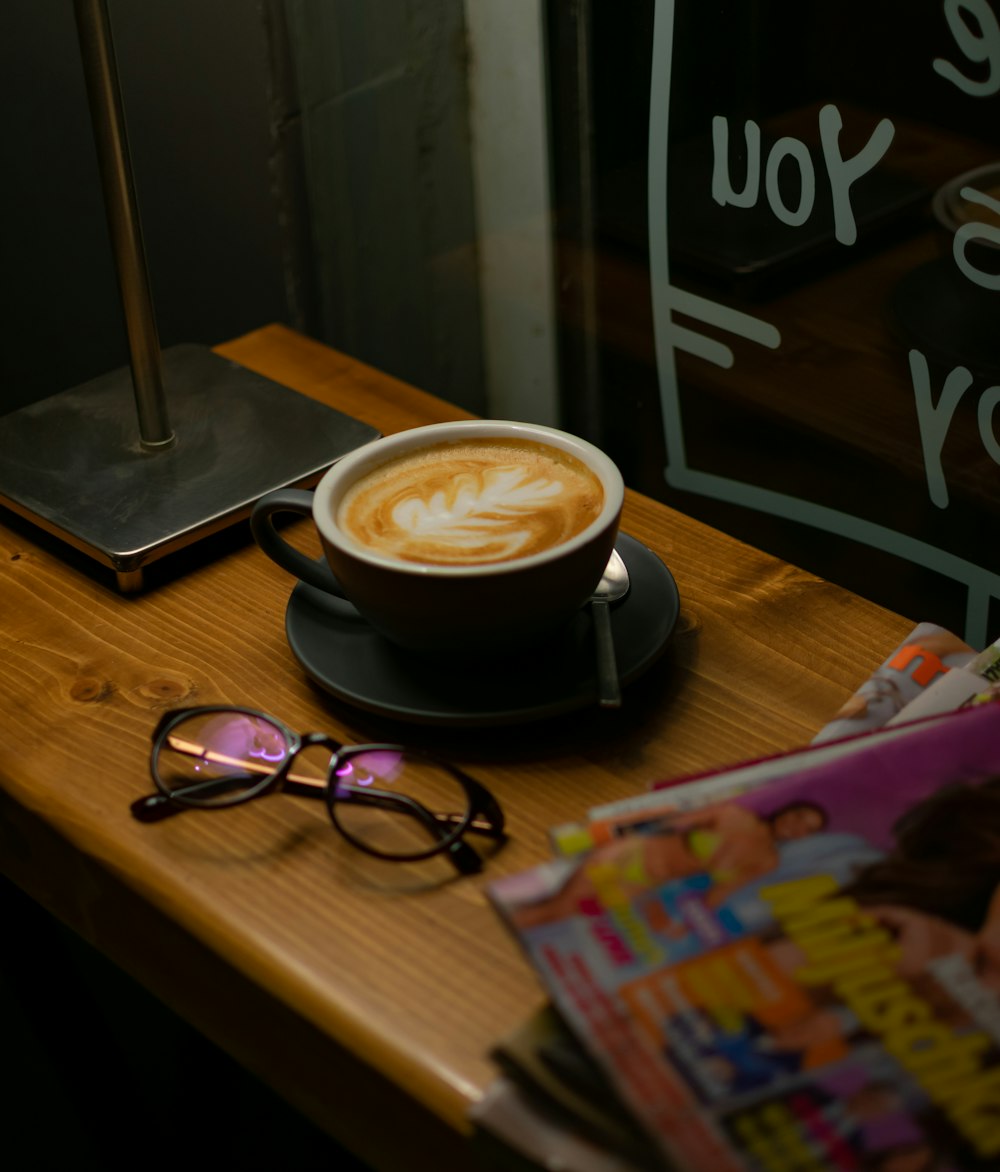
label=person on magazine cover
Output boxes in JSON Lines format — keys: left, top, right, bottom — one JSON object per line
{"left": 768, "top": 776, "right": 1000, "bottom": 1033}
{"left": 506, "top": 796, "right": 882, "bottom": 935}
{"left": 813, "top": 624, "right": 975, "bottom": 745}
{"left": 845, "top": 777, "right": 1000, "bottom": 938}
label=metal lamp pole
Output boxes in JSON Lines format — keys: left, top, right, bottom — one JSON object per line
{"left": 0, "top": 0, "right": 377, "bottom": 591}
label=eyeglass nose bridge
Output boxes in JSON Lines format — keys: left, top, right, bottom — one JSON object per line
{"left": 299, "top": 730, "right": 344, "bottom": 751}
{"left": 274, "top": 730, "right": 345, "bottom": 795}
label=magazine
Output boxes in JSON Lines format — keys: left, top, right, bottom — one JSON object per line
{"left": 488, "top": 701, "right": 1000, "bottom": 1172}
{"left": 549, "top": 707, "right": 981, "bottom": 857}
{"left": 480, "top": 1003, "right": 663, "bottom": 1170}
{"left": 882, "top": 636, "right": 1000, "bottom": 727}
{"left": 808, "top": 622, "right": 976, "bottom": 745}
{"left": 549, "top": 625, "right": 997, "bottom": 858}
{"left": 470, "top": 1076, "right": 653, "bottom": 1172}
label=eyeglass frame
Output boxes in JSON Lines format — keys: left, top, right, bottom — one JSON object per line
{"left": 131, "top": 705, "right": 507, "bottom": 875}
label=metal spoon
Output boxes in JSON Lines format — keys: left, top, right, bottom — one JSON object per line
{"left": 590, "top": 548, "right": 631, "bottom": 708}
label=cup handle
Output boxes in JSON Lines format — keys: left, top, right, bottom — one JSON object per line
{"left": 251, "top": 489, "right": 349, "bottom": 598}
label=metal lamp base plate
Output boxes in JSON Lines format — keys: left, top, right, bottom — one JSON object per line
{"left": 0, "top": 344, "right": 380, "bottom": 590}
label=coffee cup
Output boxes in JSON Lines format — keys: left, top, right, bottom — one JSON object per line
{"left": 250, "top": 419, "right": 624, "bottom": 657}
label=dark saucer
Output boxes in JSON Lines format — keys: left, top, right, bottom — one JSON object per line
{"left": 284, "top": 532, "right": 680, "bottom": 727}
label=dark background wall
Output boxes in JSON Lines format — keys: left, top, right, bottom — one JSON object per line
{"left": 0, "top": 0, "right": 297, "bottom": 416}
{"left": 285, "top": 0, "right": 486, "bottom": 415}
{"left": 0, "top": 0, "right": 485, "bottom": 419}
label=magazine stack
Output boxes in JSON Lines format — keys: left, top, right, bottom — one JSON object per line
{"left": 475, "top": 623, "right": 1000, "bottom": 1171}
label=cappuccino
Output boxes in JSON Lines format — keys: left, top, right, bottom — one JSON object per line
{"left": 337, "top": 437, "right": 604, "bottom": 566}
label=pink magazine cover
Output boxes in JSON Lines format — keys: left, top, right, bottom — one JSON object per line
{"left": 552, "top": 701, "right": 994, "bottom": 856}
{"left": 543, "top": 623, "right": 989, "bottom": 857}
{"left": 489, "top": 701, "right": 1000, "bottom": 1171}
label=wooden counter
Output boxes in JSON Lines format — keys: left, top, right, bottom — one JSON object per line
{"left": 0, "top": 324, "right": 914, "bottom": 1169}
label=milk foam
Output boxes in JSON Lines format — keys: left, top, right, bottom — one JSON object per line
{"left": 337, "top": 439, "right": 604, "bottom": 565}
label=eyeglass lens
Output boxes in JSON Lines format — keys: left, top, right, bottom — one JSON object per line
{"left": 329, "top": 749, "right": 470, "bottom": 858}
{"left": 156, "top": 710, "right": 295, "bottom": 805}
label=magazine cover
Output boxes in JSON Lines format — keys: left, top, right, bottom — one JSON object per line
{"left": 550, "top": 705, "right": 996, "bottom": 858}
{"left": 488, "top": 701, "right": 1000, "bottom": 1171}
{"left": 809, "top": 622, "right": 976, "bottom": 745}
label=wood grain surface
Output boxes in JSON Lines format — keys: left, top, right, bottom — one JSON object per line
{"left": 0, "top": 324, "right": 915, "bottom": 1168}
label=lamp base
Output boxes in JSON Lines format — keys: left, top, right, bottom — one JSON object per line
{"left": 0, "top": 343, "right": 380, "bottom": 591}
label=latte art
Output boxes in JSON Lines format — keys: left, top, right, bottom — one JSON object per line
{"left": 337, "top": 438, "right": 604, "bottom": 565}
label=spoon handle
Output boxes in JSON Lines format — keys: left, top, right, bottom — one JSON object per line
{"left": 591, "top": 598, "right": 622, "bottom": 708}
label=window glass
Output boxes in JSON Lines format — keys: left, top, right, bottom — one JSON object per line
{"left": 548, "top": 1, "right": 1000, "bottom": 643}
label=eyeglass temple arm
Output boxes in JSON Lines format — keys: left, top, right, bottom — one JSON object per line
{"left": 130, "top": 775, "right": 245, "bottom": 820}
{"left": 131, "top": 769, "right": 391, "bottom": 821}
{"left": 327, "top": 780, "right": 504, "bottom": 840}
{"left": 131, "top": 773, "right": 434, "bottom": 825}
{"left": 136, "top": 740, "right": 503, "bottom": 843}
{"left": 330, "top": 782, "right": 466, "bottom": 839}
{"left": 132, "top": 766, "right": 496, "bottom": 842}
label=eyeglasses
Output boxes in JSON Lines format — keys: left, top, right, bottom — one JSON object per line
{"left": 131, "top": 706, "right": 506, "bottom": 875}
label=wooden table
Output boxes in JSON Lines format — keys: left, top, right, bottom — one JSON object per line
{"left": 0, "top": 324, "right": 914, "bottom": 1170}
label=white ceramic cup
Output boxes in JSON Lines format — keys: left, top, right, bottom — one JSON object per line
{"left": 251, "top": 419, "right": 624, "bottom": 657}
